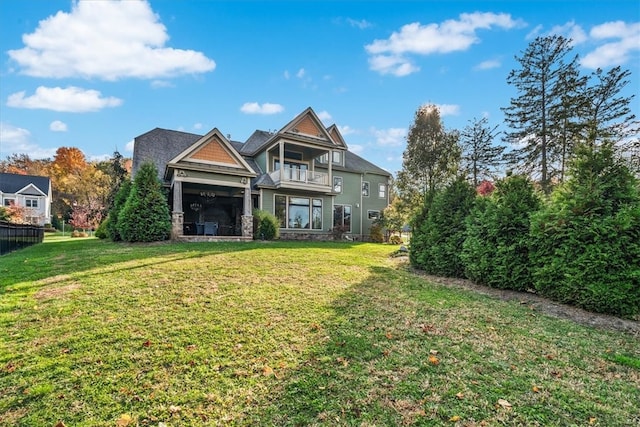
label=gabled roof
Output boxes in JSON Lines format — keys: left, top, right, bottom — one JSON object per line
{"left": 241, "top": 108, "right": 347, "bottom": 155}
{"left": 0, "top": 173, "right": 51, "bottom": 195}
{"left": 132, "top": 128, "right": 202, "bottom": 181}
{"left": 167, "top": 128, "right": 256, "bottom": 177}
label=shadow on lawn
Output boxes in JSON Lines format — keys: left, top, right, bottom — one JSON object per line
{"left": 241, "top": 264, "right": 452, "bottom": 426}
{"left": 0, "top": 238, "right": 360, "bottom": 292}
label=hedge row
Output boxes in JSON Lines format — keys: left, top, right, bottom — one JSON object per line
{"left": 411, "top": 145, "right": 640, "bottom": 318}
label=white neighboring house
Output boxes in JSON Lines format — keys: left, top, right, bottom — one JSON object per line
{"left": 0, "top": 173, "right": 52, "bottom": 226}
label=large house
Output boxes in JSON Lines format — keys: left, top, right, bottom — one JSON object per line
{"left": 132, "top": 107, "right": 391, "bottom": 241}
{"left": 0, "top": 173, "right": 52, "bottom": 226}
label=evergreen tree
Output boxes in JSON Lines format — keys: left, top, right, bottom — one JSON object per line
{"left": 411, "top": 177, "right": 475, "bottom": 278}
{"left": 462, "top": 174, "right": 541, "bottom": 290}
{"left": 106, "top": 178, "right": 132, "bottom": 241}
{"left": 118, "top": 162, "right": 171, "bottom": 242}
{"left": 396, "top": 104, "right": 461, "bottom": 218}
{"left": 581, "top": 66, "right": 637, "bottom": 146}
{"left": 502, "top": 35, "right": 581, "bottom": 193}
{"left": 460, "top": 117, "right": 504, "bottom": 186}
{"left": 530, "top": 142, "right": 640, "bottom": 317}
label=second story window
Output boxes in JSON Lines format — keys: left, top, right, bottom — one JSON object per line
{"left": 26, "top": 198, "right": 39, "bottom": 208}
{"left": 333, "top": 176, "right": 343, "bottom": 193}
{"left": 362, "top": 181, "right": 370, "bottom": 197}
{"left": 332, "top": 151, "right": 342, "bottom": 165}
{"left": 378, "top": 183, "right": 386, "bottom": 199}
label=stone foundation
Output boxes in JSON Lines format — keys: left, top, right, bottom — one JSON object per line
{"left": 241, "top": 215, "right": 253, "bottom": 239}
{"left": 171, "top": 212, "right": 184, "bottom": 240}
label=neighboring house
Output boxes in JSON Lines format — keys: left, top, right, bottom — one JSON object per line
{"left": 132, "top": 107, "right": 391, "bottom": 241}
{"left": 0, "top": 173, "right": 52, "bottom": 226}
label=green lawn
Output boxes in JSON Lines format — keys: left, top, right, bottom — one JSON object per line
{"left": 1, "top": 237, "right": 638, "bottom": 426}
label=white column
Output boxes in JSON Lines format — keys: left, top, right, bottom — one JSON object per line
{"left": 173, "top": 180, "right": 183, "bottom": 213}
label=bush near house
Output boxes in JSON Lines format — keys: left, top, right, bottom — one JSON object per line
{"left": 118, "top": 162, "right": 171, "bottom": 243}
{"left": 253, "top": 209, "right": 280, "bottom": 240}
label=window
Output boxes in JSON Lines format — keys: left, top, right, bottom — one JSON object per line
{"left": 333, "top": 205, "right": 351, "bottom": 232}
{"left": 362, "top": 181, "right": 370, "bottom": 197}
{"left": 3, "top": 199, "right": 15, "bottom": 206}
{"left": 316, "top": 153, "right": 328, "bottom": 164}
{"left": 368, "top": 210, "right": 380, "bottom": 220}
{"left": 26, "top": 198, "right": 38, "bottom": 208}
{"left": 333, "top": 176, "right": 343, "bottom": 193}
{"left": 275, "top": 195, "right": 322, "bottom": 230}
{"left": 332, "top": 151, "right": 342, "bottom": 165}
{"left": 275, "top": 160, "right": 308, "bottom": 182}
{"left": 378, "top": 183, "right": 386, "bottom": 199}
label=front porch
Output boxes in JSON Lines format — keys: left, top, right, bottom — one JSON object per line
{"left": 170, "top": 178, "right": 255, "bottom": 240}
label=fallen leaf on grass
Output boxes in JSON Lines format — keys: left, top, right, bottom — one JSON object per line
{"left": 142, "top": 340, "right": 152, "bottom": 348}
{"left": 54, "top": 422, "right": 66, "bottom": 427}
{"left": 496, "top": 399, "right": 512, "bottom": 410}
{"left": 169, "top": 405, "right": 181, "bottom": 414}
{"left": 455, "top": 392, "right": 464, "bottom": 399}
{"left": 589, "top": 417, "right": 597, "bottom": 424}
{"left": 385, "top": 331, "right": 393, "bottom": 339}
{"left": 262, "top": 365, "right": 274, "bottom": 376}
{"left": 428, "top": 355, "right": 439, "bottom": 365}
{"left": 449, "top": 415, "right": 461, "bottom": 422}
{"left": 532, "top": 386, "right": 540, "bottom": 393}
{"left": 115, "top": 414, "right": 132, "bottom": 426}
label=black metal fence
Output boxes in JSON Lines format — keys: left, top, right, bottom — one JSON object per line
{"left": 0, "top": 221, "right": 44, "bottom": 256}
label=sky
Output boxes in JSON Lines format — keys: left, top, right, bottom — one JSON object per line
{"left": 0, "top": 0, "right": 638, "bottom": 176}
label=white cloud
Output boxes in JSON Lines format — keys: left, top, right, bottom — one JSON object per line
{"left": 283, "top": 70, "right": 290, "bottom": 79}
{"left": 49, "top": 120, "right": 67, "bottom": 132}
{"left": 317, "top": 110, "right": 332, "bottom": 122}
{"left": 240, "top": 102, "right": 284, "bottom": 115}
{"left": 151, "top": 80, "right": 174, "bottom": 89}
{"left": 125, "top": 139, "right": 135, "bottom": 153}
{"left": 0, "top": 122, "right": 55, "bottom": 159}
{"left": 366, "top": 12, "right": 524, "bottom": 76}
{"left": 7, "top": 86, "right": 123, "bottom": 112}
{"left": 474, "top": 59, "right": 501, "bottom": 70}
{"left": 548, "top": 21, "right": 588, "bottom": 45}
{"left": 338, "top": 125, "right": 356, "bottom": 135}
{"left": 347, "top": 18, "right": 372, "bottom": 30}
{"left": 581, "top": 21, "right": 640, "bottom": 69}
{"left": 193, "top": 123, "right": 203, "bottom": 130}
{"left": 296, "top": 68, "right": 306, "bottom": 79}
{"left": 372, "top": 127, "right": 407, "bottom": 147}
{"left": 435, "top": 104, "right": 461, "bottom": 116}
{"left": 349, "top": 144, "right": 364, "bottom": 154}
{"left": 8, "top": 0, "right": 215, "bottom": 81}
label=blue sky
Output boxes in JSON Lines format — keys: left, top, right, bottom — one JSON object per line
{"left": 1, "top": 0, "right": 638, "bottom": 176}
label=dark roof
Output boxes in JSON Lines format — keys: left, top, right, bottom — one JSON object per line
{"left": 344, "top": 151, "right": 391, "bottom": 176}
{"left": 132, "top": 128, "right": 202, "bottom": 181}
{"left": 0, "top": 173, "right": 51, "bottom": 195}
{"left": 132, "top": 127, "right": 390, "bottom": 184}
{"left": 241, "top": 130, "right": 273, "bottom": 155}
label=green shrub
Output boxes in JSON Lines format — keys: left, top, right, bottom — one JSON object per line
{"left": 411, "top": 178, "right": 476, "bottom": 278}
{"left": 106, "top": 179, "right": 131, "bottom": 241}
{"left": 118, "top": 162, "right": 171, "bottom": 243}
{"left": 530, "top": 143, "right": 640, "bottom": 317}
{"left": 462, "top": 175, "right": 540, "bottom": 291}
{"left": 95, "top": 217, "right": 109, "bottom": 239}
{"left": 253, "top": 209, "right": 280, "bottom": 240}
{"left": 369, "top": 224, "right": 384, "bottom": 243}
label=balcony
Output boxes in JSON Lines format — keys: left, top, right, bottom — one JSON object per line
{"left": 269, "top": 166, "right": 331, "bottom": 192}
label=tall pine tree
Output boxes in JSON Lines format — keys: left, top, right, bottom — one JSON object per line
{"left": 502, "top": 35, "right": 581, "bottom": 193}
{"left": 460, "top": 117, "right": 504, "bottom": 187}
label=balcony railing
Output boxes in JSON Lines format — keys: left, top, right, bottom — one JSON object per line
{"left": 269, "top": 167, "right": 329, "bottom": 187}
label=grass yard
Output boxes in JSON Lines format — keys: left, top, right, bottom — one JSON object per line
{"left": 1, "top": 237, "right": 638, "bottom": 426}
